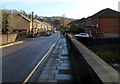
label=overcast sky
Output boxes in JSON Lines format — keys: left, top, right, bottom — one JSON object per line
{"left": 1, "top": 0, "right": 120, "bottom": 19}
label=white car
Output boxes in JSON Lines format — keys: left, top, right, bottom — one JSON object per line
{"left": 74, "top": 33, "right": 91, "bottom": 37}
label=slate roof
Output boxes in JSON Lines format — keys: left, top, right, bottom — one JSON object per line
{"left": 34, "top": 19, "right": 44, "bottom": 24}
{"left": 68, "top": 18, "right": 86, "bottom": 25}
{"left": 89, "top": 8, "right": 120, "bottom": 18}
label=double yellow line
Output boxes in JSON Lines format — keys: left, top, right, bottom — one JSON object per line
{"left": 23, "top": 43, "right": 55, "bottom": 84}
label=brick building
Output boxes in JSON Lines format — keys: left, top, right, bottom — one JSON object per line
{"left": 86, "top": 8, "right": 120, "bottom": 38}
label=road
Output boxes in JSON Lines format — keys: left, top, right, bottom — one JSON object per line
{"left": 2, "top": 31, "right": 60, "bottom": 82}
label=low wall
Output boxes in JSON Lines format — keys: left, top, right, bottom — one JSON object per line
{"left": 66, "top": 34, "right": 119, "bottom": 84}
{"left": 0, "top": 33, "right": 18, "bottom": 45}
{"left": 104, "top": 34, "right": 120, "bottom": 38}
{"left": 15, "top": 33, "right": 27, "bottom": 41}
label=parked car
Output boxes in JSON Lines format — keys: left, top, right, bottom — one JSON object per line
{"left": 44, "top": 31, "right": 52, "bottom": 36}
{"left": 74, "top": 33, "right": 92, "bottom": 37}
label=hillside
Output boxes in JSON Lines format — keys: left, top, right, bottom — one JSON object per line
{"left": 43, "top": 16, "right": 75, "bottom": 25}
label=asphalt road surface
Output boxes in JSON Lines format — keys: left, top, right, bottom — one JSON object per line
{"left": 2, "top": 31, "right": 60, "bottom": 82}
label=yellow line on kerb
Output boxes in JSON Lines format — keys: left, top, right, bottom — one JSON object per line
{"left": 23, "top": 43, "right": 56, "bottom": 84}
{"left": 0, "top": 41, "right": 24, "bottom": 48}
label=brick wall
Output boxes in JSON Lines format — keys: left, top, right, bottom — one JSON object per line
{"left": 99, "top": 18, "right": 120, "bottom": 33}
{"left": 86, "top": 17, "right": 120, "bottom": 37}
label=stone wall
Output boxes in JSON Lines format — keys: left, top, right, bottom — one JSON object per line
{"left": 67, "top": 34, "right": 119, "bottom": 84}
{"left": 0, "top": 33, "right": 18, "bottom": 45}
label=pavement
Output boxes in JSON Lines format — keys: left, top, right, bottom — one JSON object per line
{"left": 36, "top": 34, "right": 78, "bottom": 83}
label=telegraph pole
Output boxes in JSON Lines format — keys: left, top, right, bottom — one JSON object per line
{"left": 61, "top": 14, "right": 65, "bottom": 32}
{"left": 31, "top": 11, "right": 34, "bottom": 36}
{"left": 62, "top": 14, "right": 65, "bottom": 26}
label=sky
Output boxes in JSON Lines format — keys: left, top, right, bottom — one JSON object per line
{"left": 1, "top": 0, "right": 120, "bottom": 19}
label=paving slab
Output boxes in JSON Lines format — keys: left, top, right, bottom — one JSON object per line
{"left": 59, "top": 69, "right": 72, "bottom": 74}
{"left": 37, "top": 74, "right": 55, "bottom": 80}
{"left": 59, "top": 60, "right": 71, "bottom": 63}
{"left": 47, "top": 61, "right": 58, "bottom": 64}
{"left": 42, "top": 70, "right": 59, "bottom": 74}
{"left": 46, "top": 63, "right": 60, "bottom": 66}
{"left": 57, "top": 66, "right": 71, "bottom": 70}
{"left": 55, "top": 74, "right": 73, "bottom": 80}
{"left": 37, "top": 34, "right": 77, "bottom": 83}
{"left": 60, "top": 63, "right": 71, "bottom": 67}
{"left": 44, "top": 66, "right": 57, "bottom": 70}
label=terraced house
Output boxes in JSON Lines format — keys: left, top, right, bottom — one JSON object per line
{"left": 86, "top": 8, "right": 120, "bottom": 38}
{"left": 33, "top": 19, "right": 53, "bottom": 36}
{"left": 13, "top": 13, "right": 32, "bottom": 32}
{"left": 33, "top": 19, "right": 45, "bottom": 35}
{"left": 9, "top": 13, "right": 53, "bottom": 36}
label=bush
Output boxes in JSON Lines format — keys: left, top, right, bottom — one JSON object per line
{"left": 70, "top": 23, "right": 79, "bottom": 34}
{"left": 89, "top": 44, "right": 120, "bottom": 63}
{"left": 96, "top": 51, "right": 115, "bottom": 63}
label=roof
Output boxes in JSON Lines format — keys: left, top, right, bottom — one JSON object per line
{"left": 85, "top": 25, "right": 98, "bottom": 29}
{"left": 68, "top": 18, "right": 86, "bottom": 25}
{"left": 34, "top": 19, "right": 43, "bottom": 24}
{"left": 89, "top": 8, "right": 120, "bottom": 18}
{"left": 34, "top": 19, "right": 50, "bottom": 25}
{"left": 18, "top": 14, "right": 31, "bottom": 22}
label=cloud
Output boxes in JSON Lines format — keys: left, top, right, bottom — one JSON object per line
{"left": 118, "top": 1, "right": 120, "bottom": 12}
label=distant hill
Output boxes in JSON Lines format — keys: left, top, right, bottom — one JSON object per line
{"left": 43, "top": 16, "right": 75, "bottom": 25}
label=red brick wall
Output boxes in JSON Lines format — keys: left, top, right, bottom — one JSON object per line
{"left": 86, "top": 18, "right": 98, "bottom": 26}
{"left": 86, "top": 17, "right": 120, "bottom": 37}
{"left": 99, "top": 17, "right": 120, "bottom": 34}
{"left": 86, "top": 18, "right": 92, "bottom": 25}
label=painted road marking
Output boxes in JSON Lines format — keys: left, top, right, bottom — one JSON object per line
{"left": 23, "top": 32, "right": 60, "bottom": 84}
{"left": 23, "top": 43, "right": 55, "bottom": 84}
{"left": 0, "top": 41, "right": 24, "bottom": 48}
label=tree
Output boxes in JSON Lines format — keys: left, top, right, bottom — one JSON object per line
{"left": 61, "top": 14, "right": 65, "bottom": 26}
{"left": 7, "top": 13, "right": 22, "bottom": 32}
{"left": 70, "top": 23, "right": 79, "bottom": 34}
{"left": 2, "top": 10, "right": 9, "bottom": 28}
{"left": 28, "top": 14, "right": 32, "bottom": 19}
{"left": 45, "top": 18, "right": 52, "bottom": 23}
{"left": 20, "top": 10, "right": 28, "bottom": 17}
{"left": 52, "top": 20, "right": 61, "bottom": 28}
{"left": 34, "top": 14, "right": 38, "bottom": 19}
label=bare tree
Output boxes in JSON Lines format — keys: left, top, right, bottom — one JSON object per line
{"left": 7, "top": 13, "right": 22, "bottom": 32}
{"left": 2, "top": 10, "right": 9, "bottom": 28}
{"left": 61, "top": 14, "right": 65, "bottom": 26}
{"left": 0, "top": 10, "right": 2, "bottom": 34}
